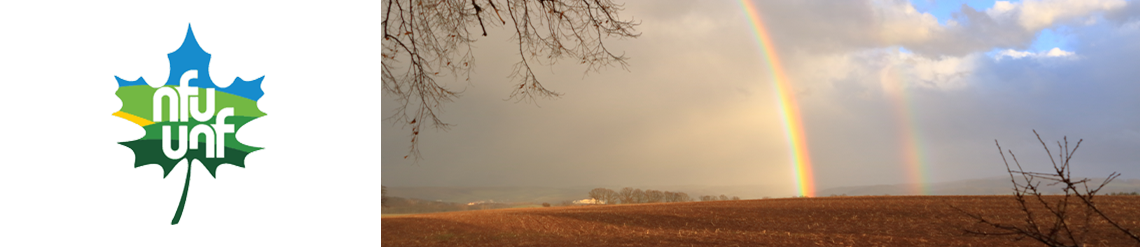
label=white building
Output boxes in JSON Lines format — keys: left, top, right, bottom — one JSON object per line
{"left": 466, "top": 199, "right": 494, "bottom": 206}
{"left": 572, "top": 198, "right": 605, "bottom": 205}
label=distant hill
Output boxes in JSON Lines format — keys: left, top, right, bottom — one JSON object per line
{"left": 384, "top": 184, "right": 777, "bottom": 205}
{"left": 385, "top": 178, "right": 1140, "bottom": 205}
{"left": 384, "top": 186, "right": 593, "bottom": 205}
{"left": 818, "top": 177, "right": 1140, "bottom": 196}
{"left": 382, "top": 195, "right": 530, "bottom": 215}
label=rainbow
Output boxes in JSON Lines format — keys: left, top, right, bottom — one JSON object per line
{"left": 880, "top": 63, "right": 930, "bottom": 195}
{"left": 739, "top": 0, "right": 815, "bottom": 197}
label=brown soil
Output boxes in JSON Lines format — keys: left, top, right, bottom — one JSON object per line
{"left": 382, "top": 196, "right": 1140, "bottom": 246}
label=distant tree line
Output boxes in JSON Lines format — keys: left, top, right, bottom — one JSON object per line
{"left": 698, "top": 194, "right": 741, "bottom": 202}
{"left": 587, "top": 187, "right": 740, "bottom": 204}
{"left": 382, "top": 196, "right": 469, "bottom": 214}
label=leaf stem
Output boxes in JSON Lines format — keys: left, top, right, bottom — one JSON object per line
{"left": 171, "top": 159, "right": 192, "bottom": 225}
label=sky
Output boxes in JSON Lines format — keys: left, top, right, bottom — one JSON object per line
{"left": 382, "top": 0, "right": 1140, "bottom": 197}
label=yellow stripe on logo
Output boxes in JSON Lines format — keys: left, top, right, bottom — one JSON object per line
{"left": 113, "top": 111, "right": 155, "bottom": 127}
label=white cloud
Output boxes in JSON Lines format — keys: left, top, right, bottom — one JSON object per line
{"left": 985, "top": 0, "right": 1125, "bottom": 30}
{"left": 871, "top": 0, "right": 943, "bottom": 45}
{"left": 1045, "top": 47, "right": 1075, "bottom": 57}
{"left": 986, "top": 1, "right": 1019, "bottom": 19}
{"left": 757, "top": 0, "right": 1127, "bottom": 57}
{"left": 993, "top": 47, "right": 1075, "bottom": 60}
{"left": 995, "top": 49, "right": 1036, "bottom": 60}
{"left": 1016, "top": 0, "right": 1126, "bottom": 30}
{"left": 783, "top": 47, "right": 978, "bottom": 103}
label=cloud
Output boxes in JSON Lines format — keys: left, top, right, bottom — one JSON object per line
{"left": 381, "top": 0, "right": 1140, "bottom": 195}
{"left": 756, "top": 0, "right": 1126, "bottom": 56}
{"left": 758, "top": 0, "right": 1132, "bottom": 101}
{"left": 994, "top": 47, "right": 1076, "bottom": 60}
{"left": 782, "top": 47, "right": 979, "bottom": 99}
{"left": 994, "top": 49, "right": 1036, "bottom": 59}
{"left": 1012, "top": 0, "right": 1126, "bottom": 30}
{"left": 762, "top": 0, "right": 1140, "bottom": 188}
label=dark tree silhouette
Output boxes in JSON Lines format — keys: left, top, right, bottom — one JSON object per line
{"left": 382, "top": 0, "right": 641, "bottom": 159}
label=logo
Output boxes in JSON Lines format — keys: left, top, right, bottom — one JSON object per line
{"left": 113, "top": 25, "right": 265, "bottom": 225}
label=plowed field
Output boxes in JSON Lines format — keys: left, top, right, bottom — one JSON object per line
{"left": 382, "top": 196, "right": 1140, "bottom": 246}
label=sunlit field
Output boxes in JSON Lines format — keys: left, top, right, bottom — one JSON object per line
{"left": 382, "top": 196, "right": 1140, "bottom": 246}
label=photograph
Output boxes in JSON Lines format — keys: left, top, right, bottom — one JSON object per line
{"left": 381, "top": 0, "right": 1140, "bottom": 246}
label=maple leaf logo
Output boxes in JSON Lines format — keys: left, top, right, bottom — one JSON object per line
{"left": 113, "top": 24, "right": 265, "bottom": 225}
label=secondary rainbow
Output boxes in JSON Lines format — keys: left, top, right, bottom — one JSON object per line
{"left": 739, "top": 0, "right": 816, "bottom": 197}
{"left": 880, "top": 64, "right": 931, "bottom": 195}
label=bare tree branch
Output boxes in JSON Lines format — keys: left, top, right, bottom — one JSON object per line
{"left": 382, "top": 0, "right": 640, "bottom": 160}
{"left": 954, "top": 130, "right": 1140, "bottom": 246}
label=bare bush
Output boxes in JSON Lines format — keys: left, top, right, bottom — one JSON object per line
{"left": 957, "top": 130, "right": 1140, "bottom": 246}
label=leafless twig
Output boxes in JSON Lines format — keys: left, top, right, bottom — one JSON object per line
{"left": 955, "top": 130, "right": 1140, "bottom": 246}
{"left": 382, "top": 0, "right": 640, "bottom": 160}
